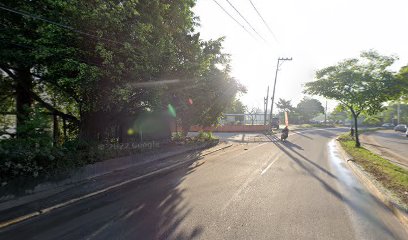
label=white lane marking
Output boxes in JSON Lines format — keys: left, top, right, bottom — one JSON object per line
{"left": 221, "top": 150, "right": 283, "bottom": 213}
{"left": 86, "top": 220, "right": 114, "bottom": 240}
{"left": 0, "top": 141, "right": 263, "bottom": 229}
{"left": 261, "top": 153, "right": 282, "bottom": 175}
{"left": 0, "top": 159, "right": 193, "bottom": 229}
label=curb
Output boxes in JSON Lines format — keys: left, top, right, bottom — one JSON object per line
{"left": 0, "top": 142, "right": 232, "bottom": 230}
{"left": 334, "top": 138, "right": 408, "bottom": 229}
{"left": 202, "top": 143, "right": 233, "bottom": 156}
{"left": 0, "top": 140, "right": 220, "bottom": 210}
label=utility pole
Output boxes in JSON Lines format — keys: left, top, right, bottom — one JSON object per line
{"left": 269, "top": 57, "right": 292, "bottom": 128}
{"left": 264, "top": 86, "right": 269, "bottom": 126}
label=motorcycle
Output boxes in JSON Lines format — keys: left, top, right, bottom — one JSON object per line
{"left": 281, "top": 131, "right": 288, "bottom": 141}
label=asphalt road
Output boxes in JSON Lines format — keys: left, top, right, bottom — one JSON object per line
{"left": 362, "top": 130, "right": 408, "bottom": 166}
{"left": 188, "top": 132, "right": 270, "bottom": 143}
{"left": 1, "top": 128, "right": 407, "bottom": 239}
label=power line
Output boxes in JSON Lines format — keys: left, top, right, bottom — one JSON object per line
{"left": 248, "top": 0, "right": 279, "bottom": 42}
{"left": 224, "top": 0, "right": 268, "bottom": 43}
{"left": 0, "top": 4, "right": 126, "bottom": 46}
{"left": 211, "top": 0, "right": 256, "bottom": 40}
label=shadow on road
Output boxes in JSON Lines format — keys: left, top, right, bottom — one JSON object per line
{"left": 0, "top": 151, "right": 207, "bottom": 240}
{"left": 361, "top": 142, "right": 391, "bottom": 149}
{"left": 268, "top": 130, "right": 401, "bottom": 239}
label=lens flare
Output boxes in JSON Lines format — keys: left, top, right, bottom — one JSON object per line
{"left": 168, "top": 104, "right": 176, "bottom": 117}
{"left": 127, "top": 128, "right": 135, "bottom": 135}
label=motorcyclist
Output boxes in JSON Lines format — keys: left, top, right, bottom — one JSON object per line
{"left": 282, "top": 126, "right": 289, "bottom": 135}
{"left": 281, "top": 126, "right": 289, "bottom": 141}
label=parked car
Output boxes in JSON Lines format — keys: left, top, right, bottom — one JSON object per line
{"left": 394, "top": 124, "right": 407, "bottom": 132}
{"left": 381, "top": 123, "right": 394, "bottom": 128}
{"left": 271, "top": 117, "right": 280, "bottom": 129}
{"left": 406, "top": 129, "right": 408, "bottom": 137}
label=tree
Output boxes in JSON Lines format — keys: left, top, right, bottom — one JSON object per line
{"left": 296, "top": 97, "right": 324, "bottom": 123}
{"left": 276, "top": 98, "right": 294, "bottom": 113}
{"left": 396, "top": 66, "right": 408, "bottom": 103}
{"left": 382, "top": 103, "right": 408, "bottom": 124}
{"left": 224, "top": 98, "right": 247, "bottom": 114}
{"left": 329, "top": 104, "right": 349, "bottom": 124}
{"left": 246, "top": 107, "right": 262, "bottom": 125}
{"left": 304, "top": 50, "right": 402, "bottom": 147}
{"left": 0, "top": 0, "right": 247, "bottom": 181}
{"left": 1, "top": 0, "right": 244, "bottom": 141}
{"left": 0, "top": 0, "right": 81, "bottom": 137}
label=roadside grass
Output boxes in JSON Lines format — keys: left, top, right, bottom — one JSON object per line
{"left": 338, "top": 134, "right": 408, "bottom": 205}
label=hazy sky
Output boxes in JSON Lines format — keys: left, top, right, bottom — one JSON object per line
{"left": 193, "top": 0, "right": 408, "bottom": 113}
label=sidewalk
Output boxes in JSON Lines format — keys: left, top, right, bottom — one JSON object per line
{"left": 0, "top": 140, "right": 230, "bottom": 226}
{"left": 360, "top": 133, "right": 408, "bottom": 169}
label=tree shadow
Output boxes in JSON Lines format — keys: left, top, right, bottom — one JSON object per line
{"left": 269, "top": 131, "right": 401, "bottom": 239}
{"left": 282, "top": 140, "right": 304, "bottom": 151}
{"left": 361, "top": 142, "right": 391, "bottom": 149}
{"left": 0, "top": 150, "right": 208, "bottom": 239}
{"left": 267, "top": 134, "right": 337, "bottom": 180}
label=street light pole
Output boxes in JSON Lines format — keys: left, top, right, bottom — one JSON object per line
{"left": 269, "top": 57, "right": 292, "bottom": 128}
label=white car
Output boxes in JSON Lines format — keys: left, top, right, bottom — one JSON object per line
{"left": 394, "top": 124, "right": 407, "bottom": 132}
{"left": 381, "top": 123, "right": 394, "bottom": 128}
{"left": 406, "top": 129, "right": 408, "bottom": 137}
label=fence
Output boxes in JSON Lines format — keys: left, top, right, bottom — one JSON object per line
{"left": 220, "top": 113, "right": 268, "bottom": 126}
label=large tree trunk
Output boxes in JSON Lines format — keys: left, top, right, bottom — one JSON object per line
{"left": 79, "top": 112, "right": 99, "bottom": 142}
{"left": 181, "top": 118, "right": 191, "bottom": 137}
{"left": 53, "top": 114, "right": 60, "bottom": 145}
{"left": 15, "top": 67, "right": 33, "bottom": 138}
{"left": 63, "top": 118, "right": 67, "bottom": 140}
{"left": 353, "top": 113, "right": 360, "bottom": 147}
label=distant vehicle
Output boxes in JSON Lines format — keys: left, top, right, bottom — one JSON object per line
{"left": 381, "top": 123, "right": 394, "bottom": 128}
{"left": 406, "top": 129, "right": 408, "bottom": 137}
{"left": 271, "top": 117, "right": 280, "bottom": 129}
{"left": 394, "top": 124, "right": 407, "bottom": 132}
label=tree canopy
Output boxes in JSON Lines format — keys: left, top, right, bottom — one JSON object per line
{"left": 0, "top": 0, "right": 245, "bottom": 181}
{"left": 304, "top": 50, "right": 404, "bottom": 146}
{"left": 296, "top": 97, "right": 324, "bottom": 123}
{"left": 0, "top": 0, "right": 244, "bottom": 141}
{"left": 275, "top": 98, "right": 294, "bottom": 113}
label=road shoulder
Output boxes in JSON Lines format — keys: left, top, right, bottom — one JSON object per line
{"left": 335, "top": 137, "right": 408, "bottom": 230}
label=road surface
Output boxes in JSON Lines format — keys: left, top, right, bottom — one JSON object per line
{"left": 188, "top": 132, "right": 270, "bottom": 143}
{"left": 1, "top": 128, "right": 407, "bottom": 239}
{"left": 361, "top": 129, "right": 408, "bottom": 168}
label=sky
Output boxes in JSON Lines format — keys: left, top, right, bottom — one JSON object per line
{"left": 193, "top": 0, "right": 408, "bottom": 113}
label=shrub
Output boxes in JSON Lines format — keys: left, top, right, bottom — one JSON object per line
{"left": 172, "top": 132, "right": 185, "bottom": 142}
{"left": 196, "top": 131, "right": 217, "bottom": 141}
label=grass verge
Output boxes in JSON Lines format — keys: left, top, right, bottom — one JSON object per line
{"left": 338, "top": 133, "right": 408, "bottom": 206}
